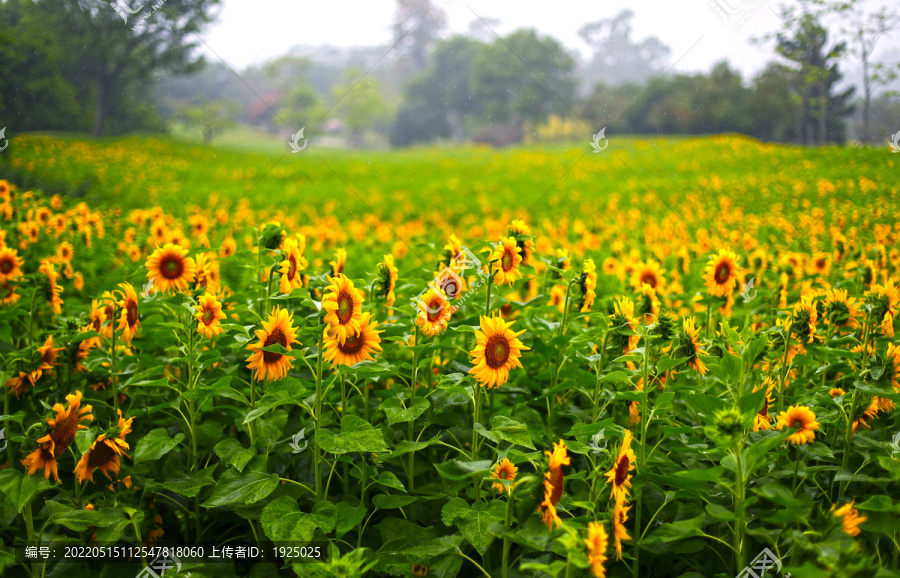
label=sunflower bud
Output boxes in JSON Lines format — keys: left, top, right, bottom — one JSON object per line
{"left": 705, "top": 407, "right": 746, "bottom": 447}
{"left": 260, "top": 222, "right": 285, "bottom": 251}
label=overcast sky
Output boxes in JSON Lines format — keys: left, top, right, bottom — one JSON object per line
{"left": 201, "top": 0, "right": 898, "bottom": 79}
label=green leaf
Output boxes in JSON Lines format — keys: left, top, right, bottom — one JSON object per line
{"left": 334, "top": 502, "right": 367, "bottom": 539}
{"left": 214, "top": 439, "right": 255, "bottom": 473}
{"left": 388, "top": 435, "right": 443, "bottom": 459}
{"left": 46, "top": 502, "right": 123, "bottom": 531}
{"left": 146, "top": 466, "right": 216, "bottom": 498}
{"left": 743, "top": 430, "right": 790, "bottom": 473}
{"left": 474, "top": 416, "right": 535, "bottom": 449}
{"left": 441, "top": 498, "right": 503, "bottom": 555}
{"left": 381, "top": 397, "right": 429, "bottom": 426}
{"left": 434, "top": 459, "right": 493, "bottom": 480}
{"left": 317, "top": 415, "right": 389, "bottom": 455}
{"left": 133, "top": 428, "right": 184, "bottom": 465}
{"left": 642, "top": 514, "right": 705, "bottom": 544}
{"left": 372, "top": 494, "right": 418, "bottom": 510}
{"left": 261, "top": 496, "right": 336, "bottom": 542}
{"left": 0, "top": 469, "right": 53, "bottom": 513}
{"left": 201, "top": 468, "right": 279, "bottom": 508}
{"left": 374, "top": 471, "right": 406, "bottom": 492}
{"left": 855, "top": 495, "right": 900, "bottom": 513}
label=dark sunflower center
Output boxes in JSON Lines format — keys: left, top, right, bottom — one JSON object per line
{"left": 714, "top": 262, "right": 731, "bottom": 284}
{"left": 202, "top": 307, "right": 215, "bottom": 325}
{"left": 126, "top": 301, "right": 138, "bottom": 326}
{"left": 485, "top": 335, "right": 511, "bottom": 368}
{"left": 0, "top": 258, "right": 12, "bottom": 274}
{"left": 759, "top": 397, "right": 768, "bottom": 417}
{"left": 426, "top": 299, "right": 444, "bottom": 322}
{"left": 338, "top": 333, "right": 364, "bottom": 355}
{"left": 161, "top": 256, "right": 183, "bottom": 280}
{"left": 86, "top": 441, "right": 117, "bottom": 468}
{"left": 791, "top": 419, "right": 803, "bottom": 429}
{"left": 641, "top": 272, "right": 657, "bottom": 288}
{"left": 502, "top": 249, "right": 514, "bottom": 271}
{"left": 50, "top": 413, "right": 80, "bottom": 457}
{"left": 816, "top": 258, "right": 826, "bottom": 268}
{"left": 337, "top": 291, "right": 353, "bottom": 324}
{"left": 288, "top": 255, "right": 297, "bottom": 280}
{"left": 614, "top": 455, "right": 630, "bottom": 485}
{"left": 0, "top": 283, "right": 11, "bottom": 299}
{"left": 262, "top": 328, "right": 288, "bottom": 364}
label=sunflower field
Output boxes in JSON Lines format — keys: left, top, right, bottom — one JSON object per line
{"left": 0, "top": 134, "right": 899, "bottom": 578}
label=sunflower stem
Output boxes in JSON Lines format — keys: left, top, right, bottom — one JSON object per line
{"left": 472, "top": 380, "right": 482, "bottom": 502}
{"left": 592, "top": 329, "right": 612, "bottom": 423}
{"left": 111, "top": 303, "right": 119, "bottom": 416}
{"left": 408, "top": 326, "right": 420, "bottom": 495}
{"left": 358, "top": 458, "right": 367, "bottom": 548}
{"left": 314, "top": 323, "right": 325, "bottom": 502}
{"left": 23, "top": 500, "right": 38, "bottom": 577}
{"left": 501, "top": 482, "right": 517, "bottom": 578}
{"left": 28, "top": 287, "right": 38, "bottom": 347}
{"left": 734, "top": 442, "right": 746, "bottom": 573}
{"left": 777, "top": 324, "right": 791, "bottom": 414}
{"left": 484, "top": 275, "right": 493, "bottom": 316}
{"left": 632, "top": 336, "right": 651, "bottom": 578}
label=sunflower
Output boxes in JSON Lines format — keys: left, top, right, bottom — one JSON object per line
{"left": 832, "top": 501, "right": 866, "bottom": 537}
{"left": 415, "top": 288, "right": 452, "bottom": 336}
{"left": 195, "top": 252, "right": 221, "bottom": 294}
{"left": 145, "top": 243, "right": 196, "bottom": 294}
{"left": 865, "top": 279, "right": 899, "bottom": 337}
{"left": 790, "top": 293, "right": 818, "bottom": 344}
{"left": 99, "top": 290, "right": 117, "bottom": 339}
{"left": 605, "top": 429, "right": 636, "bottom": 503}
{"left": 21, "top": 391, "right": 93, "bottom": 482}
{"left": 194, "top": 293, "right": 226, "bottom": 339}
{"left": 491, "top": 237, "right": 523, "bottom": 287}
{"left": 116, "top": 283, "right": 141, "bottom": 344}
{"left": 584, "top": 521, "right": 609, "bottom": 578}
{"left": 468, "top": 314, "right": 529, "bottom": 389}
{"left": 375, "top": 254, "right": 398, "bottom": 307}
{"left": 490, "top": 458, "right": 518, "bottom": 494}
{"left": 39, "top": 259, "right": 63, "bottom": 314}
{"left": 330, "top": 247, "right": 347, "bottom": 276}
{"left": 548, "top": 284, "right": 566, "bottom": 313}
{"left": 887, "top": 343, "right": 900, "bottom": 392}
{"left": 752, "top": 378, "right": 777, "bottom": 432}
{"left": 56, "top": 241, "right": 74, "bottom": 264}
{"left": 220, "top": 237, "right": 237, "bottom": 258}
{"left": 673, "top": 316, "right": 708, "bottom": 375}
{"left": 322, "top": 274, "right": 364, "bottom": 345}
{"left": 544, "top": 440, "right": 570, "bottom": 506}
{"left": 612, "top": 498, "right": 631, "bottom": 561}
{"left": 602, "top": 256, "right": 620, "bottom": 277}
{"left": 829, "top": 387, "right": 845, "bottom": 398}
{"left": 608, "top": 297, "right": 640, "bottom": 355}
{"left": 507, "top": 219, "right": 535, "bottom": 265}
{"left": 0, "top": 280, "right": 20, "bottom": 305}
{"left": 636, "top": 283, "right": 661, "bottom": 323}
{"left": 630, "top": 259, "right": 665, "bottom": 292}
{"left": 579, "top": 259, "right": 598, "bottom": 313}
{"left": 75, "top": 410, "right": 134, "bottom": 483}
{"left": 37, "top": 335, "right": 63, "bottom": 374}
{"left": 75, "top": 325, "right": 100, "bottom": 373}
{"left": 703, "top": 248, "right": 742, "bottom": 297}
{"left": 245, "top": 307, "right": 299, "bottom": 382}
{"left": 776, "top": 405, "right": 820, "bottom": 445}
{"left": 539, "top": 478, "right": 563, "bottom": 531}
{"left": 824, "top": 288, "right": 860, "bottom": 329}
{"left": 554, "top": 248, "right": 571, "bottom": 275}
{"left": 851, "top": 397, "right": 881, "bottom": 434}
{"left": 324, "top": 312, "right": 382, "bottom": 367}
{"left": 279, "top": 238, "right": 308, "bottom": 295}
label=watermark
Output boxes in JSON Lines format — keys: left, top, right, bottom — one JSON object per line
{"left": 0, "top": 127, "right": 8, "bottom": 152}
{"left": 135, "top": 552, "right": 182, "bottom": 578}
{"left": 889, "top": 431, "right": 900, "bottom": 456}
{"left": 410, "top": 246, "right": 487, "bottom": 327}
{"left": 709, "top": 0, "right": 770, "bottom": 32}
{"left": 107, "top": 0, "right": 145, "bottom": 25}
{"left": 587, "top": 429, "right": 609, "bottom": 454}
{"left": 289, "top": 428, "right": 308, "bottom": 454}
{"left": 289, "top": 128, "right": 308, "bottom": 153}
{"left": 889, "top": 131, "right": 900, "bottom": 153}
{"left": 741, "top": 276, "right": 757, "bottom": 303}
{"left": 590, "top": 127, "right": 609, "bottom": 153}
{"left": 0, "top": 428, "right": 6, "bottom": 452}
{"left": 130, "top": 0, "right": 167, "bottom": 30}
{"left": 736, "top": 547, "right": 791, "bottom": 578}
{"left": 141, "top": 278, "right": 159, "bottom": 303}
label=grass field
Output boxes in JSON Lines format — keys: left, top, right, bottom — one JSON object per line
{"left": 0, "top": 134, "right": 899, "bottom": 577}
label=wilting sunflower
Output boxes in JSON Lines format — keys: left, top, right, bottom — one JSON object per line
{"left": 544, "top": 440, "right": 570, "bottom": 506}
{"left": 832, "top": 501, "right": 866, "bottom": 537}
{"left": 21, "top": 391, "right": 93, "bottom": 481}
{"left": 0, "top": 246, "right": 24, "bottom": 283}
{"left": 330, "top": 247, "right": 347, "bottom": 276}
{"left": 322, "top": 274, "right": 364, "bottom": 345}
{"left": 468, "top": 314, "right": 529, "bottom": 389}
{"left": 703, "top": 248, "right": 742, "bottom": 297}
{"left": 415, "top": 288, "right": 452, "bottom": 336}
{"left": 605, "top": 429, "right": 636, "bottom": 503}
{"left": 37, "top": 335, "right": 63, "bottom": 374}
{"left": 507, "top": 219, "right": 535, "bottom": 265}
{"left": 279, "top": 238, "right": 308, "bottom": 295}
{"left": 145, "top": 243, "right": 196, "bottom": 294}
{"left": 245, "top": 307, "right": 299, "bottom": 382}
{"left": 375, "top": 254, "right": 399, "bottom": 307}
{"left": 790, "top": 294, "right": 818, "bottom": 344}
{"left": 194, "top": 293, "right": 226, "bottom": 339}
{"left": 39, "top": 259, "right": 63, "bottom": 314}
{"left": 116, "top": 283, "right": 141, "bottom": 344}
{"left": 75, "top": 410, "right": 134, "bottom": 483}
{"left": 324, "top": 312, "right": 382, "bottom": 367}
{"left": 776, "top": 405, "right": 820, "bottom": 445}
{"left": 490, "top": 458, "right": 518, "bottom": 494}
{"left": 539, "top": 478, "right": 563, "bottom": 531}
{"left": 584, "top": 521, "right": 609, "bottom": 578}
{"left": 579, "top": 259, "right": 598, "bottom": 313}
{"left": 490, "top": 237, "right": 523, "bottom": 287}
{"left": 865, "top": 279, "right": 899, "bottom": 337}
{"left": 630, "top": 259, "right": 666, "bottom": 292}
{"left": 613, "top": 498, "right": 631, "bottom": 561}
{"left": 673, "top": 316, "right": 708, "bottom": 375}
{"left": 824, "top": 288, "right": 860, "bottom": 329}
{"left": 752, "top": 378, "right": 777, "bottom": 432}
